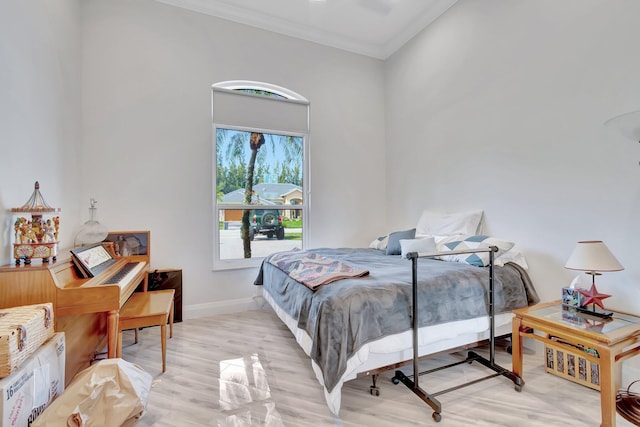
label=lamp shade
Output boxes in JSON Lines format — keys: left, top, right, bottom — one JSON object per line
{"left": 565, "top": 241, "right": 624, "bottom": 272}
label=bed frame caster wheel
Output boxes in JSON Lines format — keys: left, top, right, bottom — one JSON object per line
{"left": 514, "top": 384, "right": 522, "bottom": 392}
{"left": 506, "top": 345, "right": 512, "bottom": 354}
{"left": 369, "top": 386, "right": 380, "bottom": 396}
{"left": 432, "top": 412, "right": 442, "bottom": 422}
{"left": 391, "top": 376, "right": 400, "bottom": 385}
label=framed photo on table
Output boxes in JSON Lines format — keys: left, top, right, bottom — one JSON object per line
{"left": 103, "top": 230, "right": 150, "bottom": 260}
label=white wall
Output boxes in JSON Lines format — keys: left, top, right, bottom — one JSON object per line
{"left": 79, "top": 0, "right": 387, "bottom": 317}
{"left": 0, "top": 0, "right": 82, "bottom": 263}
{"left": 385, "top": 0, "right": 640, "bottom": 373}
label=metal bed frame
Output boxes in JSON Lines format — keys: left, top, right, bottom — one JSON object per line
{"left": 392, "top": 246, "right": 524, "bottom": 422}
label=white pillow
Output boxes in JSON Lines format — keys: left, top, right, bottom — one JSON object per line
{"left": 399, "top": 237, "right": 437, "bottom": 259}
{"left": 415, "top": 210, "right": 484, "bottom": 237}
{"left": 436, "top": 235, "right": 514, "bottom": 267}
{"left": 369, "top": 235, "right": 389, "bottom": 250}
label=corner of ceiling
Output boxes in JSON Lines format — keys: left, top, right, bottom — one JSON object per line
{"left": 381, "top": 0, "right": 458, "bottom": 60}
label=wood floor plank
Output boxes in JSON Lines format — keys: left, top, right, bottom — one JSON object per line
{"left": 121, "top": 308, "right": 635, "bottom": 426}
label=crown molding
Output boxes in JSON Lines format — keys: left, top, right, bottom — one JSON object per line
{"left": 156, "top": 0, "right": 457, "bottom": 60}
{"left": 381, "top": 0, "right": 457, "bottom": 59}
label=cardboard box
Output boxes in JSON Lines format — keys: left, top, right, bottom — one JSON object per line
{"left": 0, "top": 333, "right": 65, "bottom": 426}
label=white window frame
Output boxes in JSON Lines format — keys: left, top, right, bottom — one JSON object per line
{"left": 211, "top": 81, "right": 310, "bottom": 270}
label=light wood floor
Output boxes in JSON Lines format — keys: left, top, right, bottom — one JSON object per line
{"left": 120, "top": 307, "right": 636, "bottom": 426}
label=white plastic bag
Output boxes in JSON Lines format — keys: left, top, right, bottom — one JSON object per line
{"left": 32, "top": 358, "right": 152, "bottom": 427}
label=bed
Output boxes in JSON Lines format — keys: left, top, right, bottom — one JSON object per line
{"left": 253, "top": 211, "right": 539, "bottom": 415}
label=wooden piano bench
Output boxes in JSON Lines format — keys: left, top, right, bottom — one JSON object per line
{"left": 116, "top": 289, "right": 175, "bottom": 373}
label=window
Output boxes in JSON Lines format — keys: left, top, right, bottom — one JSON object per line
{"left": 212, "top": 81, "right": 309, "bottom": 269}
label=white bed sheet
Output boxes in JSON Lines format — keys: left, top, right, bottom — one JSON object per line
{"left": 262, "top": 288, "right": 513, "bottom": 415}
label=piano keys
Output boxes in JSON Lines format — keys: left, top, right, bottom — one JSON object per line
{"left": 0, "top": 256, "right": 148, "bottom": 385}
{"left": 104, "top": 262, "right": 144, "bottom": 284}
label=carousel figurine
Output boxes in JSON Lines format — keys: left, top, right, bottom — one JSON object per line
{"left": 11, "top": 181, "right": 61, "bottom": 265}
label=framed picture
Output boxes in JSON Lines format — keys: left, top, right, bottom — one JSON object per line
{"left": 103, "top": 230, "right": 150, "bottom": 258}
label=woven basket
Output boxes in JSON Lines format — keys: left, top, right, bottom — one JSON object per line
{"left": 0, "top": 303, "right": 55, "bottom": 378}
{"left": 545, "top": 342, "right": 600, "bottom": 391}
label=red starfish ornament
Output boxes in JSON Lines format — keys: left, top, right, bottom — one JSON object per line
{"left": 578, "top": 283, "right": 611, "bottom": 310}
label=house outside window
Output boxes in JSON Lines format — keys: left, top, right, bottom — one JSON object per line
{"left": 212, "top": 81, "right": 309, "bottom": 269}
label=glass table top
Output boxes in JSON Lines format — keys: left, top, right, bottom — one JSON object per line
{"left": 527, "top": 305, "right": 640, "bottom": 335}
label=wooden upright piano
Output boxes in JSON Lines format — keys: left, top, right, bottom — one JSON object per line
{"left": 0, "top": 256, "right": 148, "bottom": 385}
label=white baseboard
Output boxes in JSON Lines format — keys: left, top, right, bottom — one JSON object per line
{"left": 182, "top": 295, "right": 267, "bottom": 319}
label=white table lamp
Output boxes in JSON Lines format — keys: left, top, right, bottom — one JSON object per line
{"left": 565, "top": 240, "right": 623, "bottom": 318}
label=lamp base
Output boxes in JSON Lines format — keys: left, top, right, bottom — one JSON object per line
{"left": 576, "top": 305, "right": 613, "bottom": 319}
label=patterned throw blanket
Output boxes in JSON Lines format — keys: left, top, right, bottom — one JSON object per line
{"left": 268, "top": 250, "right": 369, "bottom": 290}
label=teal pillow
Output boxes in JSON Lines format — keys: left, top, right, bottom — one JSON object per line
{"left": 385, "top": 229, "right": 416, "bottom": 255}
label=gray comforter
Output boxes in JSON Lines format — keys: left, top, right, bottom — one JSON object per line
{"left": 254, "top": 247, "right": 537, "bottom": 394}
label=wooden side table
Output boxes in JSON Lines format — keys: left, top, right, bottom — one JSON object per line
{"left": 512, "top": 300, "right": 640, "bottom": 427}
